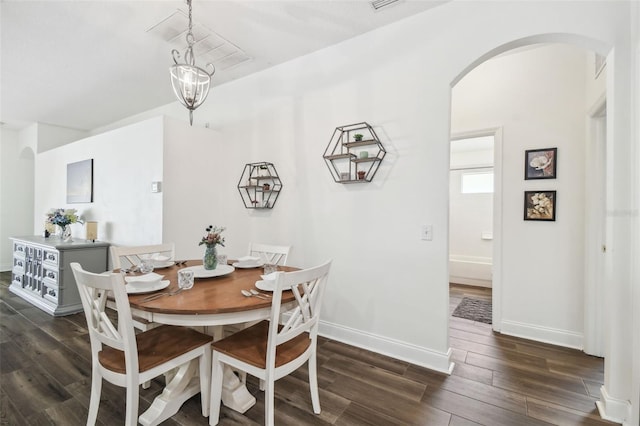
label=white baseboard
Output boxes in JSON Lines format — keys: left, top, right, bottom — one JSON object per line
{"left": 0, "top": 264, "right": 12, "bottom": 273}
{"left": 500, "top": 319, "right": 583, "bottom": 349}
{"left": 449, "top": 277, "right": 492, "bottom": 288}
{"left": 318, "top": 320, "right": 454, "bottom": 375}
{"left": 596, "top": 385, "right": 632, "bottom": 424}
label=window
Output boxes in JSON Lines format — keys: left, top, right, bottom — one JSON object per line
{"left": 461, "top": 171, "right": 494, "bottom": 193}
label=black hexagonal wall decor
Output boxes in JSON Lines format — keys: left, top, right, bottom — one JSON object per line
{"left": 323, "top": 122, "right": 386, "bottom": 183}
{"left": 237, "top": 162, "right": 282, "bottom": 209}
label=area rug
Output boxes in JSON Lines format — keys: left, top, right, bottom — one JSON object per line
{"left": 452, "top": 297, "right": 492, "bottom": 324}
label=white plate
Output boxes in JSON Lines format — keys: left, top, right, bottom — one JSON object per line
{"left": 185, "top": 264, "right": 235, "bottom": 279}
{"left": 124, "top": 272, "right": 164, "bottom": 284}
{"left": 152, "top": 260, "right": 175, "bottom": 269}
{"left": 127, "top": 280, "right": 170, "bottom": 294}
{"left": 232, "top": 261, "right": 265, "bottom": 269}
{"left": 255, "top": 280, "right": 275, "bottom": 292}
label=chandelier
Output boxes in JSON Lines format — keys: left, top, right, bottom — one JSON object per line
{"left": 169, "top": 0, "right": 215, "bottom": 125}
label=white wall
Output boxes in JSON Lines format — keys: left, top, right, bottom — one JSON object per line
{"left": 448, "top": 169, "right": 493, "bottom": 260}
{"left": 34, "top": 118, "right": 165, "bottom": 249}
{"left": 20, "top": 2, "right": 640, "bottom": 422}
{"left": 35, "top": 123, "right": 88, "bottom": 153}
{"left": 0, "top": 129, "right": 35, "bottom": 270}
{"left": 630, "top": 4, "right": 640, "bottom": 425}
{"left": 161, "top": 117, "right": 257, "bottom": 261}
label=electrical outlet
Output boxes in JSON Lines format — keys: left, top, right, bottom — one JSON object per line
{"left": 421, "top": 224, "right": 433, "bottom": 241}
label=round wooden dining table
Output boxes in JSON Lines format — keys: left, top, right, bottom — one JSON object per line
{"left": 124, "top": 260, "right": 297, "bottom": 426}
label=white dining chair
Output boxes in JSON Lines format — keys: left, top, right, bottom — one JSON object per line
{"left": 70, "top": 262, "right": 213, "bottom": 426}
{"left": 109, "top": 243, "right": 175, "bottom": 333}
{"left": 248, "top": 242, "right": 291, "bottom": 266}
{"left": 209, "top": 260, "right": 332, "bottom": 426}
{"left": 110, "top": 243, "right": 175, "bottom": 270}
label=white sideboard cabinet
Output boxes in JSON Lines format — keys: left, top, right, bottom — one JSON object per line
{"left": 10, "top": 236, "right": 109, "bottom": 316}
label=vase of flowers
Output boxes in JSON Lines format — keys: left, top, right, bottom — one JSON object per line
{"left": 61, "top": 225, "right": 72, "bottom": 242}
{"left": 46, "top": 208, "right": 83, "bottom": 243}
{"left": 199, "top": 225, "right": 225, "bottom": 270}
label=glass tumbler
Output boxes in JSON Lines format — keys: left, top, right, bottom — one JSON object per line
{"left": 263, "top": 263, "right": 278, "bottom": 275}
{"left": 178, "top": 269, "right": 195, "bottom": 290}
{"left": 139, "top": 259, "right": 155, "bottom": 274}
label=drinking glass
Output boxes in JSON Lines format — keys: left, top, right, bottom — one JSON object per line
{"left": 263, "top": 263, "right": 278, "bottom": 275}
{"left": 178, "top": 269, "right": 195, "bottom": 290}
{"left": 216, "top": 254, "right": 228, "bottom": 266}
{"left": 139, "top": 259, "right": 155, "bottom": 274}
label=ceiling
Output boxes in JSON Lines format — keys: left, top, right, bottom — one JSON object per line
{"left": 1, "top": 0, "right": 447, "bottom": 132}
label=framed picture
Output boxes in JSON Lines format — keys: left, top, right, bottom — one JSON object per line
{"left": 525, "top": 147, "right": 557, "bottom": 180}
{"left": 524, "top": 190, "right": 556, "bottom": 221}
{"left": 67, "top": 159, "right": 93, "bottom": 203}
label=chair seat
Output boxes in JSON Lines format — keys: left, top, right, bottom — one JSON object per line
{"left": 99, "top": 325, "right": 213, "bottom": 374}
{"left": 212, "top": 320, "right": 310, "bottom": 369}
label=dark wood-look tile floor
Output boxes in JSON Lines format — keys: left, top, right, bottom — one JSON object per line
{"left": 0, "top": 274, "right": 618, "bottom": 425}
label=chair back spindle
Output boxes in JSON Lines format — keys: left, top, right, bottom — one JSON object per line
{"left": 248, "top": 242, "right": 291, "bottom": 266}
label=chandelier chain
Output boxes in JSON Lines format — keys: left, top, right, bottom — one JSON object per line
{"left": 187, "top": 0, "right": 193, "bottom": 46}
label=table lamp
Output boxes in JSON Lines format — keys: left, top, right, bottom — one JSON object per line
{"left": 86, "top": 221, "right": 98, "bottom": 242}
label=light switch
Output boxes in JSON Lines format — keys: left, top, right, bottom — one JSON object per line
{"left": 151, "top": 181, "right": 162, "bottom": 193}
{"left": 421, "top": 224, "right": 433, "bottom": 241}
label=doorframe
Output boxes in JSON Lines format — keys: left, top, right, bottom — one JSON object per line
{"left": 584, "top": 94, "right": 607, "bottom": 356}
{"left": 450, "top": 127, "right": 503, "bottom": 331}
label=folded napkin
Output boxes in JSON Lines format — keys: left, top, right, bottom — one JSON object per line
{"left": 260, "top": 272, "right": 278, "bottom": 281}
{"left": 151, "top": 254, "right": 172, "bottom": 266}
{"left": 125, "top": 272, "right": 163, "bottom": 285}
{"left": 236, "top": 255, "right": 262, "bottom": 267}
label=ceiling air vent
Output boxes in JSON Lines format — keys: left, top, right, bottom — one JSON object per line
{"left": 370, "top": 0, "right": 402, "bottom": 11}
{"left": 146, "top": 9, "right": 251, "bottom": 71}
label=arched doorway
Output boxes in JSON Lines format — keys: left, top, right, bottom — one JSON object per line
{"left": 448, "top": 41, "right": 607, "bottom": 357}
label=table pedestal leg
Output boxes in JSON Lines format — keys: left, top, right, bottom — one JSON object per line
{"left": 138, "top": 363, "right": 256, "bottom": 425}
{"left": 139, "top": 361, "right": 200, "bottom": 426}
{"left": 221, "top": 366, "right": 256, "bottom": 413}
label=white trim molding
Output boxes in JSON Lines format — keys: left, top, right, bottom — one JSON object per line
{"left": 319, "top": 320, "right": 455, "bottom": 375}
{"left": 500, "top": 320, "right": 583, "bottom": 350}
{"left": 596, "top": 385, "right": 632, "bottom": 424}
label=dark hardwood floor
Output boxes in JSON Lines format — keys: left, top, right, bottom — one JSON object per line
{"left": 0, "top": 274, "right": 617, "bottom": 425}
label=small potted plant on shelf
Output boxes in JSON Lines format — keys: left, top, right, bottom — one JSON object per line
{"left": 258, "top": 164, "right": 269, "bottom": 176}
{"left": 357, "top": 170, "right": 366, "bottom": 180}
{"left": 354, "top": 133, "right": 363, "bottom": 142}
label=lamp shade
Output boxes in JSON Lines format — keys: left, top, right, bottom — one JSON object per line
{"left": 86, "top": 221, "right": 98, "bottom": 241}
{"left": 169, "top": 0, "right": 214, "bottom": 125}
{"left": 170, "top": 63, "right": 211, "bottom": 124}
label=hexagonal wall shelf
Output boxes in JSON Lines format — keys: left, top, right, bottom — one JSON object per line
{"left": 237, "top": 162, "right": 282, "bottom": 209}
{"left": 323, "top": 122, "right": 386, "bottom": 183}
